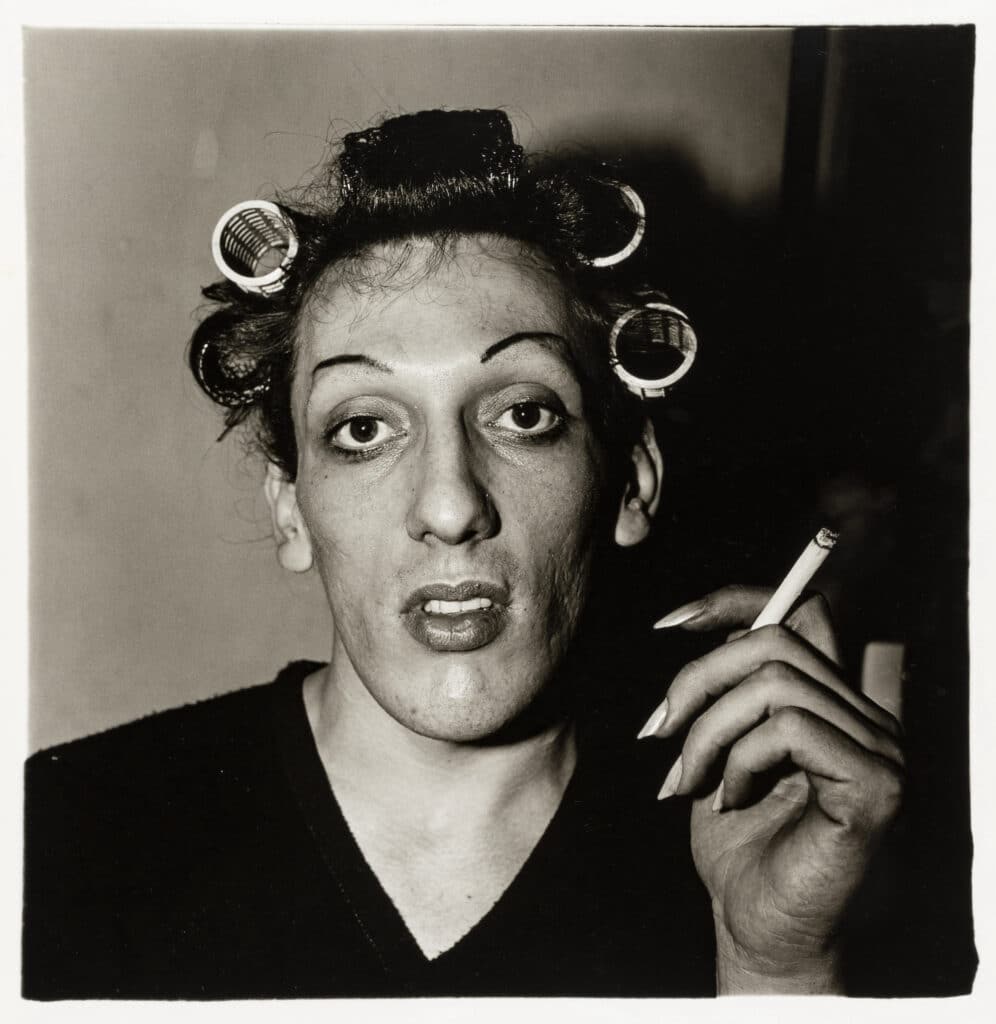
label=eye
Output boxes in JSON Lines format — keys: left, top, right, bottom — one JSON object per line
{"left": 493, "top": 401, "right": 563, "bottom": 435}
{"left": 328, "top": 415, "right": 395, "bottom": 451}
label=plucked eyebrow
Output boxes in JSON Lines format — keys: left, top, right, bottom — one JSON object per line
{"left": 311, "top": 353, "right": 393, "bottom": 379}
{"left": 310, "top": 333, "right": 579, "bottom": 379}
{"left": 480, "top": 332, "right": 578, "bottom": 371}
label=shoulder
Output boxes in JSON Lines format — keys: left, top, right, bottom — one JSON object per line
{"left": 30, "top": 682, "right": 258, "bottom": 771}
{"left": 22, "top": 660, "right": 324, "bottom": 999}
{"left": 25, "top": 660, "right": 321, "bottom": 839}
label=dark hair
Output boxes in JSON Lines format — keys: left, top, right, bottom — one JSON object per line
{"left": 190, "top": 108, "right": 655, "bottom": 479}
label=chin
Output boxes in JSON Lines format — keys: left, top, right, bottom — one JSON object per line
{"left": 388, "top": 663, "right": 545, "bottom": 743}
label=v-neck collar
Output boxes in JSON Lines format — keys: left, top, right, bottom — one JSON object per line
{"left": 268, "top": 661, "right": 585, "bottom": 990}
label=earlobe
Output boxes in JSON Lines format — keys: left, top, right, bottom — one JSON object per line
{"left": 614, "top": 419, "right": 664, "bottom": 548}
{"left": 263, "top": 463, "right": 314, "bottom": 573}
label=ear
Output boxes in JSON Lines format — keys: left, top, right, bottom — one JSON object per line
{"left": 614, "top": 418, "right": 664, "bottom": 548}
{"left": 263, "top": 463, "right": 314, "bottom": 573}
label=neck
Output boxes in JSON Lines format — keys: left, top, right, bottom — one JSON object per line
{"left": 303, "top": 659, "right": 577, "bottom": 834}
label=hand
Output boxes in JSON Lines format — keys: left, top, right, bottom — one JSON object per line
{"left": 641, "top": 585, "right": 904, "bottom": 994}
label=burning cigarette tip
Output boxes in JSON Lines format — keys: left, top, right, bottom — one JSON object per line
{"left": 749, "top": 527, "right": 840, "bottom": 631}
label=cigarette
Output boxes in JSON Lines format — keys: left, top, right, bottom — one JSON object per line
{"left": 750, "top": 528, "right": 839, "bottom": 630}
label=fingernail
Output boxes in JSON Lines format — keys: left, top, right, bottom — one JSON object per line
{"left": 653, "top": 600, "right": 706, "bottom": 630}
{"left": 712, "top": 780, "right": 725, "bottom": 812}
{"left": 637, "top": 698, "right": 668, "bottom": 739}
{"left": 657, "top": 755, "right": 683, "bottom": 800}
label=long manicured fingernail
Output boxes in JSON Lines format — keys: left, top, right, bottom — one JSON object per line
{"left": 657, "top": 755, "right": 683, "bottom": 800}
{"left": 637, "top": 698, "right": 668, "bottom": 739}
{"left": 712, "top": 780, "right": 725, "bottom": 812}
{"left": 653, "top": 600, "right": 706, "bottom": 630}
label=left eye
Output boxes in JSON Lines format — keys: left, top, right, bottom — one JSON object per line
{"left": 329, "top": 415, "right": 394, "bottom": 450}
{"left": 493, "top": 401, "right": 562, "bottom": 435}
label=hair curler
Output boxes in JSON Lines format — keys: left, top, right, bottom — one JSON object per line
{"left": 211, "top": 200, "right": 299, "bottom": 296}
{"left": 587, "top": 183, "right": 646, "bottom": 268}
{"left": 609, "top": 301, "right": 697, "bottom": 399}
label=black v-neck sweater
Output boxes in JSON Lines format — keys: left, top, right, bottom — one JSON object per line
{"left": 23, "top": 662, "right": 716, "bottom": 1000}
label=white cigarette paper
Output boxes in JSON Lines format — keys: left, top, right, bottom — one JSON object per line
{"left": 750, "top": 528, "right": 839, "bottom": 630}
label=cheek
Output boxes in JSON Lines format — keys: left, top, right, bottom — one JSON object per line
{"left": 296, "top": 469, "right": 395, "bottom": 607}
{"left": 510, "top": 451, "right": 604, "bottom": 616}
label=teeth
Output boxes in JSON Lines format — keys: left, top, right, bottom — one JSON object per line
{"left": 423, "top": 597, "right": 494, "bottom": 614}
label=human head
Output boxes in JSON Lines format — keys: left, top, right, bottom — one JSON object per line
{"left": 190, "top": 109, "right": 689, "bottom": 475}
{"left": 190, "top": 109, "right": 686, "bottom": 738}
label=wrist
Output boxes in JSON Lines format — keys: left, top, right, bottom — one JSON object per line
{"left": 714, "top": 921, "right": 844, "bottom": 995}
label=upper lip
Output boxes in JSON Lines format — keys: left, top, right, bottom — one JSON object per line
{"left": 403, "top": 580, "right": 510, "bottom": 613}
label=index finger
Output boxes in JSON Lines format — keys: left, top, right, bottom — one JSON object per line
{"left": 655, "top": 585, "right": 842, "bottom": 665}
{"left": 654, "top": 584, "right": 771, "bottom": 631}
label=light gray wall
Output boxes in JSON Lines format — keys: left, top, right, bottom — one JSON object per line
{"left": 27, "top": 28, "right": 792, "bottom": 751}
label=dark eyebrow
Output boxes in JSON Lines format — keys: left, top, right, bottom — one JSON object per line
{"left": 311, "top": 354, "right": 393, "bottom": 379}
{"left": 480, "top": 332, "right": 576, "bottom": 367}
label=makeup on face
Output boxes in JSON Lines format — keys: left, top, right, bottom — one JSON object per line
{"left": 288, "top": 237, "right": 611, "bottom": 741}
{"left": 402, "top": 580, "right": 511, "bottom": 653}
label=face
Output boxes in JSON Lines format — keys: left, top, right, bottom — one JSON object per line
{"left": 286, "top": 235, "right": 623, "bottom": 742}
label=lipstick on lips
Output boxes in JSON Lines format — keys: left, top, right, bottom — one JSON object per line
{"left": 402, "top": 580, "right": 510, "bottom": 652}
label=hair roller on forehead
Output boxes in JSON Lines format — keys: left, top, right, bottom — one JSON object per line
{"left": 189, "top": 108, "right": 697, "bottom": 477}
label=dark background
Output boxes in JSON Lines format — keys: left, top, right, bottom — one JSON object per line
{"left": 598, "top": 26, "right": 975, "bottom": 995}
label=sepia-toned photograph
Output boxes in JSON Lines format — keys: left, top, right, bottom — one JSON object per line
{"left": 21, "top": 23, "right": 976, "bottom": 1000}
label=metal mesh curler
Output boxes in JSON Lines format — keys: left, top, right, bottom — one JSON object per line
{"left": 609, "top": 301, "right": 697, "bottom": 399}
{"left": 211, "top": 200, "right": 299, "bottom": 295}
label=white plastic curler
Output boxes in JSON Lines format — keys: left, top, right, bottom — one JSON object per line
{"left": 588, "top": 183, "right": 646, "bottom": 268}
{"left": 608, "top": 302, "right": 697, "bottom": 399}
{"left": 211, "top": 200, "right": 299, "bottom": 295}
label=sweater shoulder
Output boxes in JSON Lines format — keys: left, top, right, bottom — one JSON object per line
{"left": 25, "top": 660, "right": 320, "bottom": 795}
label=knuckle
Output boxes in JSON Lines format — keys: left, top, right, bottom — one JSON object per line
{"left": 868, "top": 761, "right": 904, "bottom": 823}
{"left": 669, "top": 658, "right": 702, "bottom": 699}
{"left": 683, "top": 713, "right": 717, "bottom": 763}
{"left": 682, "top": 720, "right": 705, "bottom": 764}
{"left": 739, "top": 671, "right": 772, "bottom": 705}
{"left": 770, "top": 704, "right": 810, "bottom": 737}
{"left": 755, "top": 659, "right": 793, "bottom": 689}
{"left": 749, "top": 660, "right": 807, "bottom": 710}
{"left": 846, "top": 760, "right": 905, "bottom": 834}
{"left": 757, "top": 623, "right": 792, "bottom": 652}
{"left": 876, "top": 759, "right": 906, "bottom": 811}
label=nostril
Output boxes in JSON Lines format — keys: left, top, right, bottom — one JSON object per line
{"left": 406, "top": 476, "right": 498, "bottom": 544}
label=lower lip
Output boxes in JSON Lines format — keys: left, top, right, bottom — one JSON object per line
{"left": 403, "top": 605, "right": 507, "bottom": 652}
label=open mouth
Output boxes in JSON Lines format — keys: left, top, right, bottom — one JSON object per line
{"left": 402, "top": 581, "right": 509, "bottom": 652}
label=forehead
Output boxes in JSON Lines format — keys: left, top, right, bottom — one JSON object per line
{"left": 296, "top": 236, "right": 576, "bottom": 364}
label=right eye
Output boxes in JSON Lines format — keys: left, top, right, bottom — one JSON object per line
{"left": 328, "top": 415, "right": 395, "bottom": 452}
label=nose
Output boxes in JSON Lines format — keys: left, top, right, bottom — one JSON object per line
{"left": 406, "top": 426, "right": 498, "bottom": 545}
